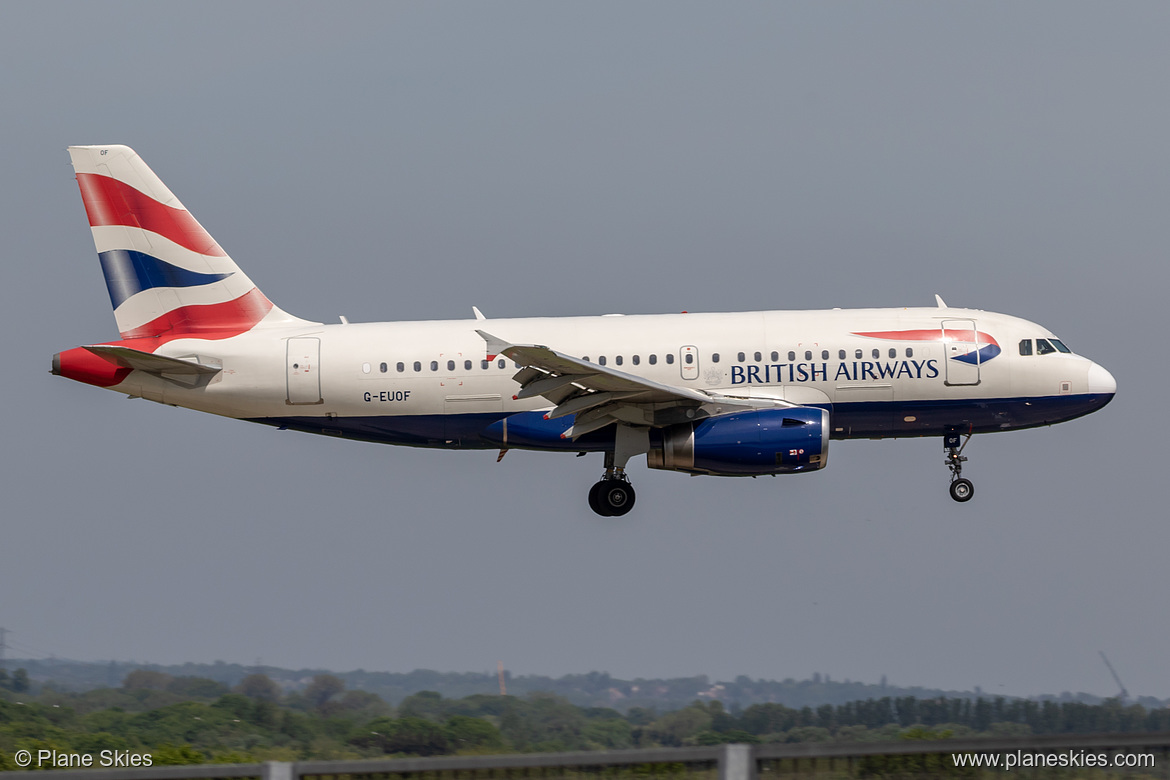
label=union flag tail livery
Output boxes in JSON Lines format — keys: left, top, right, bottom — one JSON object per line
{"left": 68, "top": 145, "right": 307, "bottom": 340}
{"left": 53, "top": 145, "right": 1116, "bottom": 515}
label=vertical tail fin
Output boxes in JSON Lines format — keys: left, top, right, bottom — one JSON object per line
{"left": 68, "top": 145, "right": 312, "bottom": 341}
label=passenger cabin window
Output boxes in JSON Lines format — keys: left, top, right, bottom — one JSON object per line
{"left": 447, "top": 360, "right": 455, "bottom": 371}
{"left": 888, "top": 348, "right": 896, "bottom": 359}
{"left": 380, "top": 362, "right": 388, "bottom": 373}
{"left": 362, "top": 362, "right": 371, "bottom": 374}
{"left": 855, "top": 349, "right": 862, "bottom": 359}
{"left": 872, "top": 349, "right": 880, "bottom": 359}
{"left": 396, "top": 362, "right": 405, "bottom": 372}
{"left": 788, "top": 351, "right": 796, "bottom": 361}
{"left": 1051, "top": 339, "right": 1072, "bottom": 353}
{"left": 1036, "top": 338, "right": 1056, "bottom": 355}
{"left": 599, "top": 356, "right": 607, "bottom": 366}
{"left": 712, "top": 353, "right": 720, "bottom": 363}
{"left": 754, "top": 351, "right": 762, "bottom": 362}
{"left": 804, "top": 350, "right": 812, "bottom": 361}
{"left": 906, "top": 347, "right": 914, "bottom": 358}
{"left": 737, "top": 352, "right": 745, "bottom": 362}
{"left": 498, "top": 359, "right": 506, "bottom": 368}
{"left": 771, "top": 351, "right": 779, "bottom": 361}
{"left": 685, "top": 353, "right": 693, "bottom": 364}
{"left": 838, "top": 349, "right": 846, "bottom": 359}
{"left": 413, "top": 361, "right": 422, "bottom": 372}
{"left": 821, "top": 350, "right": 829, "bottom": 360}
{"left": 431, "top": 360, "right": 439, "bottom": 372}
{"left": 1019, "top": 339, "right": 1033, "bottom": 356}
{"left": 632, "top": 355, "right": 640, "bottom": 365}
{"left": 464, "top": 360, "right": 472, "bottom": 370}
{"left": 649, "top": 354, "right": 657, "bottom": 365}
{"left": 666, "top": 354, "right": 674, "bottom": 364}
{"left": 615, "top": 355, "right": 623, "bottom": 366}
{"left": 481, "top": 360, "right": 490, "bottom": 369}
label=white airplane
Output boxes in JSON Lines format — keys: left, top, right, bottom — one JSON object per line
{"left": 53, "top": 145, "right": 1116, "bottom": 516}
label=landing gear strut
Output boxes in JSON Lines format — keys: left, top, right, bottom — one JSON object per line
{"left": 588, "top": 446, "right": 639, "bottom": 517}
{"left": 945, "top": 430, "right": 974, "bottom": 503}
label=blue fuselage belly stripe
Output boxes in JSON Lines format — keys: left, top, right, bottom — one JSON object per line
{"left": 247, "top": 393, "right": 1113, "bottom": 450}
{"left": 98, "top": 249, "right": 232, "bottom": 308}
{"left": 826, "top": 392, "right": 1112, "bottom": 438}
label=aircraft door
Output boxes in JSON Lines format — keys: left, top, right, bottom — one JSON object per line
{"left": 941, "top": 319, "right": 980, "bottom": 386}
{"left": 287, "top": 337, "right": 323, "bottom": 404}
{"left": 679, "top": 345, "right": 699, "bottom": 380}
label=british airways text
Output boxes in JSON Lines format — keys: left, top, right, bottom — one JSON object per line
{"left": 730, "top": 360, "right": 940, "bottom": 385}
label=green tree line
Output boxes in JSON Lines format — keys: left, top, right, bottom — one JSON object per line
{"left": 18, "top": 660, "right": 1100, "bottom": 713}
{"left": 2, "top": 670, "right": 1169, "bottom": 769}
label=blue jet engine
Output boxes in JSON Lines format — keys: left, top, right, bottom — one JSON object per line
{"left": 647, "top": 407, "right": 829, "bottom": 476}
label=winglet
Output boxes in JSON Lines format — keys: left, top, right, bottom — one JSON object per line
{"left": 472, "top": 306, "right": 487, "bottom": 321}
{"left": 475, "top": 329, "right": 509, "bottom": 362}
{"left": 935, "top": 294, "right": 948, "bottom": 309}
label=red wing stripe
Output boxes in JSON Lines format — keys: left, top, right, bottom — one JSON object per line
{"left": 852, "top": 329, "right": 1000, "bottom": 347}
{"left": 119, "top": 287, "right": 273, "bottom": 341}
{"left": 76, "top": 173, "right": 227, "bottom": 257}
{"left": 853, "top": 329, "right": 946, "bottom": 341}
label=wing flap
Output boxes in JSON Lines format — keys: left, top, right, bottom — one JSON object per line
{"left": 545, "top": 390, "right": 646, "bottom": 420}
{"left": 514, "top": 373, "right": 586, "bottom": 401}
{"left": 561, "top": 415, "right": 619, "bottom": 439}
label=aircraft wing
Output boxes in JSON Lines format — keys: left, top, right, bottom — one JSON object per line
{"left": 476, "top": 330, "right": 787, "bottom": 438}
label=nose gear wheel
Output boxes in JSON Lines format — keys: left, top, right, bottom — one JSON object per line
{"left": 945, "top": 430, "right": 974, "bottom": 503}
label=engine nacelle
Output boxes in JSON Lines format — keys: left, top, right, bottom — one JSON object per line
{"left": 647, "top": 407, "right": 829, "bottom": 476}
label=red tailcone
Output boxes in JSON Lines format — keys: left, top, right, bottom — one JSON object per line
{"left": 52, "top": 347, "right": 132, "bottom": 388}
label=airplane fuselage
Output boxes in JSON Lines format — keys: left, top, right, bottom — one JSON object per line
{"left": 62, "top": 306, "right": 1113, "bottom": 451}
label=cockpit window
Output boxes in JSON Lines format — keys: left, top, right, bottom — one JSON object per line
{"left": 1019, "top": 339, "right": 1033, "bottom": 356}
{"left": 1050, "top": 339, "right": 1072, "bottom": 354}
{"left": 1035, "top": 338, "right": 1056, "bottom": 355}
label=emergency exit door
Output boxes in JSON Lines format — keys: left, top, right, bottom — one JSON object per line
{"left": 941, "top": 320, "right": 981, "bottom": 386}
{"left": 679, "top": 345, "right": 699, "bottom": 380}
{"left": 287, "top": 337, "right": 322, "bottom": 404}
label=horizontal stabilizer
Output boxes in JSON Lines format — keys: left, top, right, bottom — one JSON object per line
{"left": 83, "top": 345, "right": 222, "bottom": 375}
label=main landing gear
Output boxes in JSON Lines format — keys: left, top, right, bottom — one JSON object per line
{"left": 945, "top": 430, "right": 974, "bottom": 503}
{"left": 587, "top": 425, "right": 648, "bottom": 517}
{"left": 589, "top": 472, "right": 636, "bottom": 516}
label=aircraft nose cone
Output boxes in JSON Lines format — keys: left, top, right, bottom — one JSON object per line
{"left": 1087, "top": 362, "right": 1116, "bottom": 395}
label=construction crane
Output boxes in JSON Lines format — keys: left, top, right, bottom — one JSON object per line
{"left": 1099, "top": 651, "right": 1129, "bottom": 701}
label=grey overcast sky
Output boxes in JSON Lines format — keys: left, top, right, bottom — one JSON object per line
{"left": 2, "top": 2, "right": 1165, "bottom": 700}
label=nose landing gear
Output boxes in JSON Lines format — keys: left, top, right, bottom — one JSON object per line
{"left": 945, "top": 429, "right": 974, "bottom": 502}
